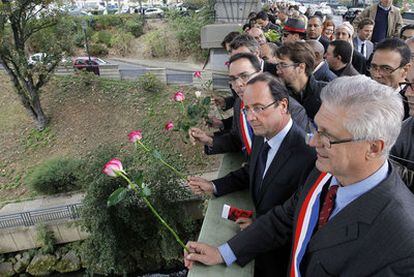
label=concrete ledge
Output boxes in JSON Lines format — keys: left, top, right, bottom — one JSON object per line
{"left": 188, "top": 153, "right": 254, "bottom": 277}
{"left": 201, "top": 24, "right": 242, "bottom": 49}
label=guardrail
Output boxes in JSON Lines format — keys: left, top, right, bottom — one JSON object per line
{"left": 0, "top": 203, "right": 82, "bottom": 229}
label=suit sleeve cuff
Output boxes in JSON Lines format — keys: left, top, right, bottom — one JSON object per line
{"left": 218, "top": 243, "right": 237, "bottom": 266}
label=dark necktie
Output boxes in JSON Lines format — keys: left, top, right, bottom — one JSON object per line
{"left": 317, "top": 185, "right": 339, "bottom": 229}
{"left": 360, "top": 43, "right": 365, "bottom": 57}
{"left": 254, "top": 142, "right": 271, "bottom": 199}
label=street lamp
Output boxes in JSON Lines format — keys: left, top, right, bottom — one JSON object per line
{"left": 81, "top": 19, "right": 92, "bottom": 64}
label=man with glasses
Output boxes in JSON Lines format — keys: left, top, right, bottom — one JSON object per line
{"left": 401, "top": 24, "right": 414, "bottom": 41}
{"left": 187, "top": 73, "right": 316, "bottom": 276}
{"left": 274, "top": 41, "right": 327, "bottom": 120}
{"left": 185, "top": 75, "right": 414, "bottom": 276}
{"left": 369, "top": 38, "right": 411, "bottom": 119}
{"left": 189, "top": 53, "right": 309, "bottom": 156}
{"left": 390, "top": 51, "right": 414, "bottom": 190}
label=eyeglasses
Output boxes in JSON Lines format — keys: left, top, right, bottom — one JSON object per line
{"left": 275, "top": 62, "right": 299, "bottom": 70}
{"left": 282, "top": 32, "right": 292, "bottom": 37}
{"left": 305, "top": 121, "right": 362, "bottom": 149}
{"left": 367, "top": 64, "right": 402, "bottom": 76}
{"left": 228, "top": 71, "right": 258, "bottom": 85}
{"left": 242, "top": 100, "right": 279, "bottom": 116}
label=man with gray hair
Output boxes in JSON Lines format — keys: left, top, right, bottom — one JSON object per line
{"left": 184, "top": 76, "right": 414, "bottom": 276}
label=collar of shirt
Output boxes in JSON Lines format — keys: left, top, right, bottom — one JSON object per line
{"left": 378, "top": 3, "right": 391, "bottom": 11}
{"left": 329, "top": 161, "right": 389, "bottom": 219}
{"left": 313, "top": 60, "right": 325, "bottom": 73}
{"left": 263, "top": 118, "right": 293, "bottom": 176}
{"left": 356, "top": 36, "right": 366, "bottom": 46}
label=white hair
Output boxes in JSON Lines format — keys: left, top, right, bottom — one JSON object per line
{"left": 320, "top": 75, "right": 403, "bottom": 154}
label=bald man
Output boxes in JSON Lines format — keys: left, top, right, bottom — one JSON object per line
{"left": 307, "top": 39, "right": 337, "bottom": 82}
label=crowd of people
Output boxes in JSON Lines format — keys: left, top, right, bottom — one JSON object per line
{"left": 182, "top": 0, "right": 414, "bottom": 275}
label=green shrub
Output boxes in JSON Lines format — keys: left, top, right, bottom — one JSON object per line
{"left": 124, "top": 19, "right": 144, "bottom": 37}
{"left": 137, "top": 72, "right": 165, "bottom": 94}
{"left": 26, "top": 157, "right": 83, "bottom": 195}
{"left": 81, "top": 149, "right": 199, "bottom": 274}
{"left": 36, "top": 224, "right": 56, "bottom": 254}
{"left": 111, "top": 32, "right": 134, "bottom": 56}
{"left": 89, "top": 43, "right": 108, "bottom": 56}
{"left": 94, "top": 30, "right": 113, "bottom": 47}
{"left": 92, "top": 15, "right": 123, "bottom": 30}
{"left": 143, "top": 29, "right": 168, "bottom": 58}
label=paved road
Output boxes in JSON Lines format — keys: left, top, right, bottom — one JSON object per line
{"left": 107, "top": 58, "right": 197, "bottom": 84}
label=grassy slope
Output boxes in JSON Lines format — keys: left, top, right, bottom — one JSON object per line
{"left": 0, "top": 72, "right": 220, "bottom": 204}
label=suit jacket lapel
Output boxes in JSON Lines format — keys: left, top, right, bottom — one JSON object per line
{"left": 249, "top": 137, "right": 264, "bottom": 204}
{"left": 307, "top": 177, "right": 392, "bottom": 252}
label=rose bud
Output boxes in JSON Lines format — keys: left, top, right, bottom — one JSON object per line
{"left": 194, "top": 91, "right": 202, "bottom": 98}
{"left": 128, "top": 130, "right": 142, "bottom": 143}
{"left": 102, "top": 158, "right": 124, "bottom": 177}
{"left": 174, "top": 91, "right": 185, "bottom": 102}
{"left": 193, "top": 71, "right": 202, "bottom": 78}
{"left": 165, "top": 121, "right": 174, "bottom": 131}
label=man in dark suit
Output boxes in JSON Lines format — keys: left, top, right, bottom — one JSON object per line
{"left": 189, "top": 53, "right": 309, "bottom": 156}
{"left": 306, "top": 15, "right": 329, "bottom": 52}
{"left": 187, "top": 73, "right": 316, "bottom": 276}
{"left": 369, "top": 38, "right": 411, "bottom": 119}
{"left": 353, "top": 18, "right": 375, "bottom": 60}
{"left": 184, "top": 75, "right": 414, "bottom": 276}
{"left": 307, "top": 40, "right": 337, "bottom": 82}
{"left": 325, "top": 40, "right": 360, "bottom": 77}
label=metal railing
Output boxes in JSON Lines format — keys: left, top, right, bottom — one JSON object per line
{"left": 0, "top": 203, "right": 82, "bottom": 229}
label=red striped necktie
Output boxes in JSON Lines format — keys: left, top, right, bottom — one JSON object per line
{"left": 317, "top": 185, "right": 339, "bottom": 229}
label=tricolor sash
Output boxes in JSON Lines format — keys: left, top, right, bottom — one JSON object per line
{"left": 239, "top": 101, "right": 254, "bottom": 155}
{"left": 290, "top": 172, "right": 332, "bottom": 277}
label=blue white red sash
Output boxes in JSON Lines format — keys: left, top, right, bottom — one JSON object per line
{"left": 239, "top": 101, "right": 254, "bottom": 155}
{"left": 290, "top": 172, "right": 332, "bottom": 277}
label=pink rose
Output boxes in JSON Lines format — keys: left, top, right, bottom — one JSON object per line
{"left": 193, "top": 71, "right": 202, "bottom": 78}
{"left": 102, "top": 158, "right": 124, "bottom": 177}
{"left": 128, "top": 130, "right": 142, "bottom": 143}
{"left": 174, "top": 91, "right": 185, "bottom": 102}
{"left": 165, "top": 121, "right": 174, "bottom": 131}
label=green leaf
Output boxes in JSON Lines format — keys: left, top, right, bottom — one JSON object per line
{"left": 107, "top": 187, "right": 127, "bottom": 207}
{"left": 152, "top": 149, "right": 162, "bottom": 160}
{"left": 142, "top": 183, "right": 151, "bottom": 197}
{"left": 134, "top": 171, "right": 144, "bottom": 187}
{"left": 202, "top": 96, "right": 211, "bottom": 105}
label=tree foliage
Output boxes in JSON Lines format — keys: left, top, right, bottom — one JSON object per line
{"left": 0, "top": 0, "right": 73, "bottom": 130}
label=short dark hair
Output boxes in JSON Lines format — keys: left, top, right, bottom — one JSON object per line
{"left": 375, "top": 38, "right": 411, "bottom": 67}
{"left": 275, "top": 41, "right": 315, "bottom": 77}
{"left": 256, "top": 11, "right": 269, "bottom": 21}
{"left": 228, "top": 52, "right": 261, "bottom": 72}
{"left": 330, "top": 40, "right": 353, "bottom": 64}
{"left": 229, "top": 34, "right": 260, "bottom": 53}
{"left": 308, "top": 15, "right": 322, "bottom": 25}
{"left": 357, "top": 18, "right": 374, "bottom": 30}
{"left": 400, "top": 24, "right": 414, "bottom": 38}
{"left": 247, "top": 72, "right": 290, "bottom": 107}
{"left": 221, "top": 31, "right": 240, "bottom": 49}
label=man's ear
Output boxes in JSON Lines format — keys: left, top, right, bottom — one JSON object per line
{"left": 366, "top": 140, "right": 385, "bottom": 160}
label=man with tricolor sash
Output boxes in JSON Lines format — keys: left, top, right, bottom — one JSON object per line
{"left": 184, "top": 75, "right": 414, "bottom": 276}
{"left": 189, "top": 52, "right": 309, "bottom": 157}
{"left": 188, "top": 72, "right": 316, "bottom": 276}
